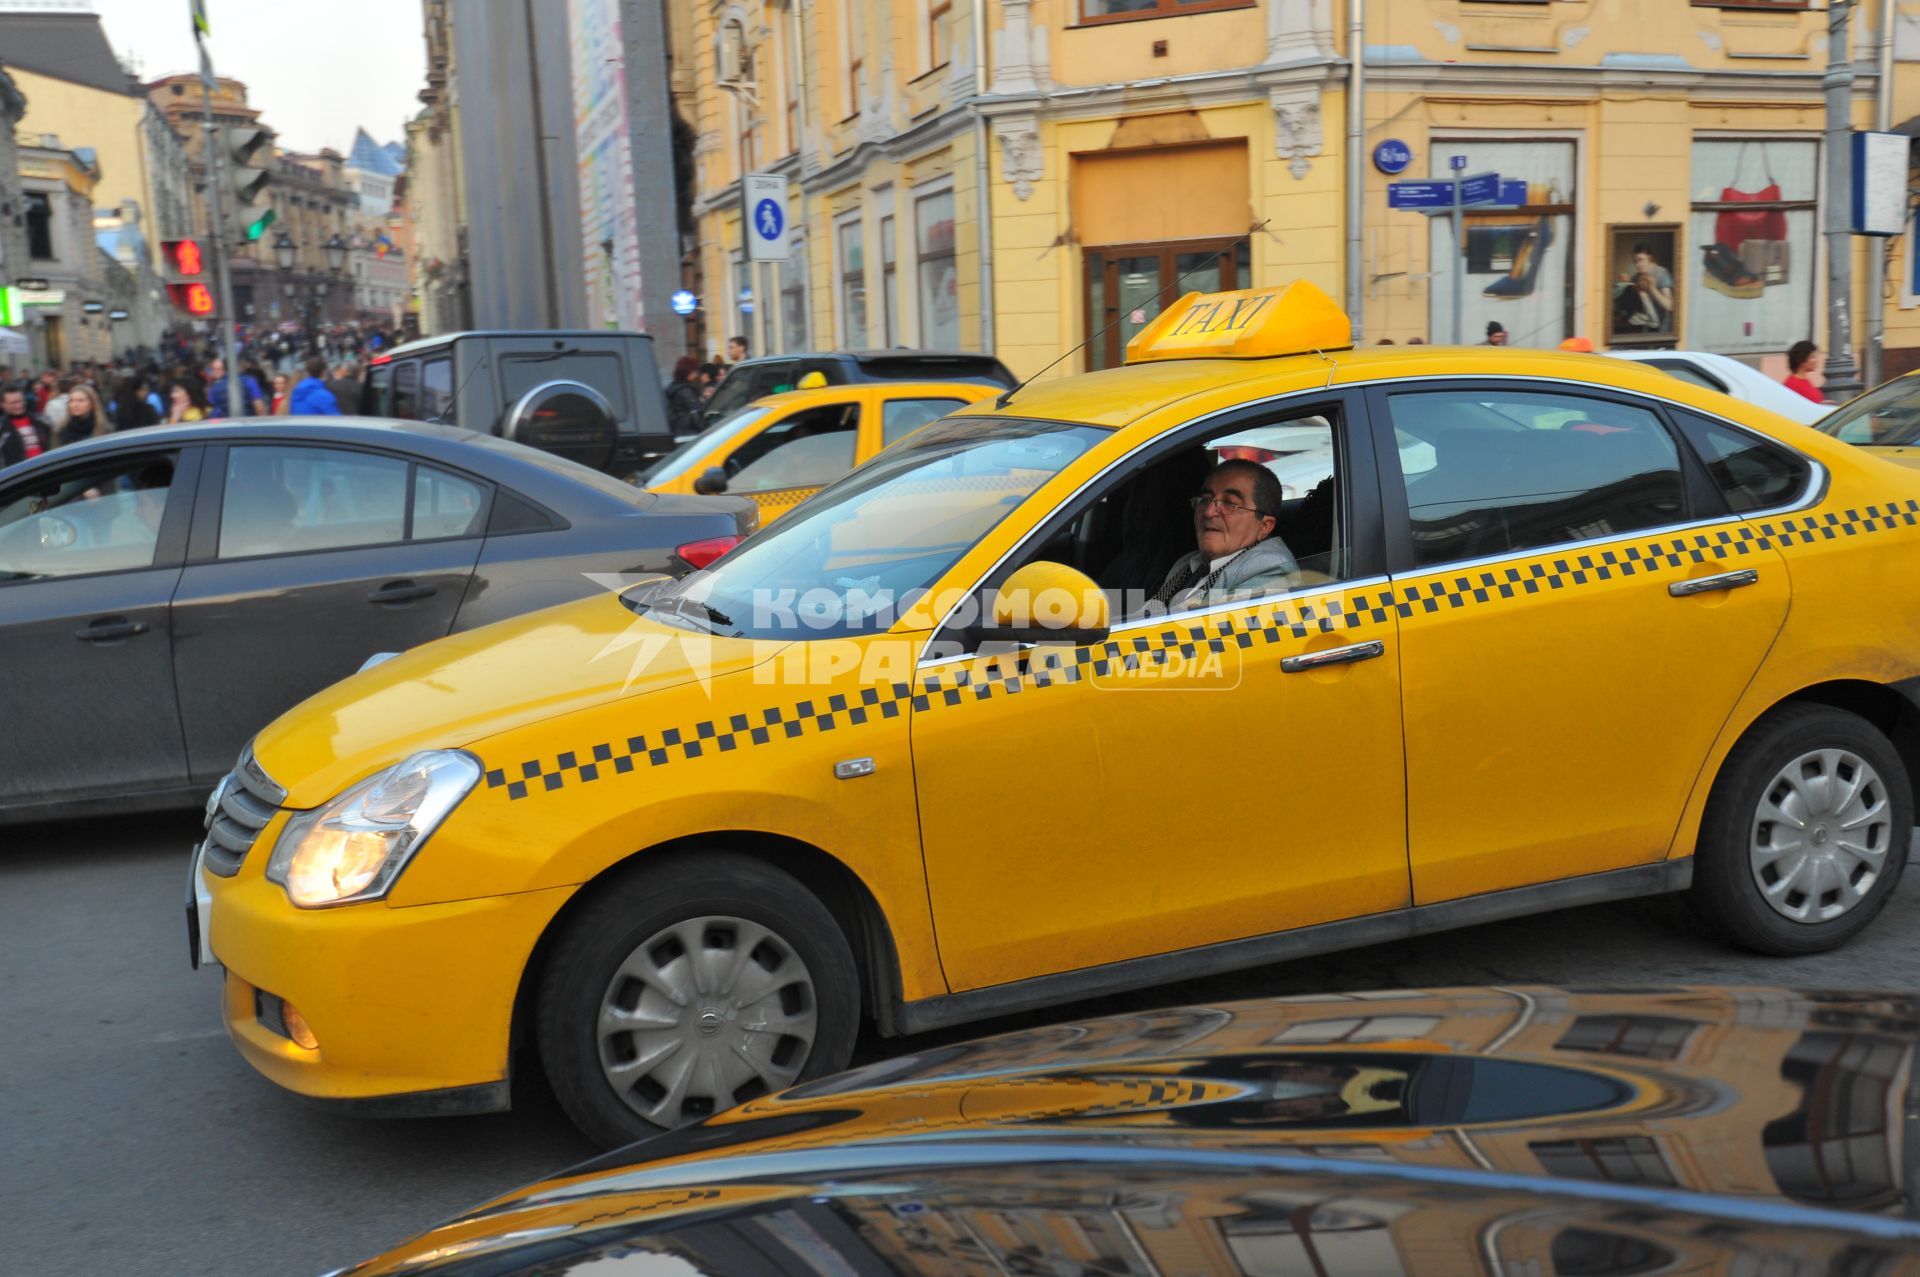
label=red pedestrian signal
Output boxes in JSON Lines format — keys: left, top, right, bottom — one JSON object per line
{"left": 161, "top": 239, "right": 205, "bottom": 277}
{"left": 167, "top": 282, "right": 216, "bottom": 316}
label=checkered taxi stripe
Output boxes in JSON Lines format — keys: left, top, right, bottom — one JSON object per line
{"left": 484, "top": 500, "right": 1919, "bottom": 800}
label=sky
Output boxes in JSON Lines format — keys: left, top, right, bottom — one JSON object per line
{"left": 87, "top": 0, "right": 427, "bottom": 155}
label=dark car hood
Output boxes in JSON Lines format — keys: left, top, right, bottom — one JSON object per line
{"left": 342, "top": 987, "right": 1920, "bottom": 1274}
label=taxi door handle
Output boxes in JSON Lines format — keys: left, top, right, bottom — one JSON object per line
{"left": 1281, "top": 640, "right": 1385, "bottom": 674}
{"left": 1669, "top": 569, "right": 1759, "bottom": 598}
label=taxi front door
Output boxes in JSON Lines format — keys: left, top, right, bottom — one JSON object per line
{"left": 1370, "top": 382, "right": 1793, "bottom": 906}
{"left": 910, "top": 402, "right": 1410, "bottom": 994}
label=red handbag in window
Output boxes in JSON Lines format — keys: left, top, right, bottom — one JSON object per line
{"left": 1714, "top": 141, "right": 1789, "bottom": 253}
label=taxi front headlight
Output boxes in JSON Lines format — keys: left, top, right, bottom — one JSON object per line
{"left": 266, "top": 751, "right": 481, "bottom": 908}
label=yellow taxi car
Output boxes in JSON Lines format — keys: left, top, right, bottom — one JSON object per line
{"left": 195, "top": 280, "right": 1920, "bottom": 1148}
{"left": 644, "top": 380, "right": 999, "bottom": 522}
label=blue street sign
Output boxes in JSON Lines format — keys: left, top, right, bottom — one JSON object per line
{"left": 738, "top": 285, "right": 754, "bottom": 315}
{"left": 670, "top": 289, "right": 698, "bottom": 316}
{"left": 1499, "top": 179, "right": 1528, "bottom": 207}
{"left": 1372, "top": 139, "right": 1413, "bottom": 175}
{"left": 752, "top": 198, "right": 784, "bottom": 242}
{"left": 1387, "top": 181, "right": 1455, "bottom": 210}
{"left": 1458, "top": 172, "right": 1502, "bottom": 206}
{"left": 1449, "top": 154, "right": 1468, "bottom": 172}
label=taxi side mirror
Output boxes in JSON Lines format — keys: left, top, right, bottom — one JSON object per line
{"left": 988, "top": 560, "right": 1110, "bottom": 645}
{"left": 693, "top": 466, "right": 729, "bottom": 495}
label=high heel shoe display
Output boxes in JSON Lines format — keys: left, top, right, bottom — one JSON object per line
{"left": 1484, "top": 216, "right": 1553, "bottom": 299}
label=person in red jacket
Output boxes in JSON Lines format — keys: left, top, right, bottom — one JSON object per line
{"left": 1, "top": 383, "right": 53, "bottom": 468}
{"left": 1783, "top": 340, "right": 1825, "bottom": 405}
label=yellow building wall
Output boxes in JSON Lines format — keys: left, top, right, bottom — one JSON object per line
{"left": 12, "top": 72, "right": 150, "bottom": 225}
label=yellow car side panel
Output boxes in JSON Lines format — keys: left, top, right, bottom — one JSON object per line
{"left": 1398, "top": 535, "right": 1792, "bottom": 904}
{"left": 212, "top": 863, "right": 571, "bottom": 1099}
{"left": 1661, "top": 443, "right": 1920, "bottom": 861}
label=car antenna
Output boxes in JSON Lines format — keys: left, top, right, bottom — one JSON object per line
{"left": 994, "top": 218, "right": 1272, "bottom": 410}
{"left": 425, "top": 354, "right": 489, "bottom": 426}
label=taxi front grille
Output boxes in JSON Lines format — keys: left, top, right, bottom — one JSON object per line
{"left": 201, "top": 747, "right": 288, "bottom": 878}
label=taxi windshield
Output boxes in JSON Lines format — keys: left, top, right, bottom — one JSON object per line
{"left": 642, "top": 415, "right": 1108, "bottom": 639}
{"left": 1817, "top": 375, "right": 1920, "bottom": 446}
{"left": 643, "top": 406, "right": 774, "bottom": 485}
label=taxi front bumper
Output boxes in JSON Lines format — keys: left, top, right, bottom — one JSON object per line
{"left": 208, "top": 868, "right": 574, "bottom": 1111}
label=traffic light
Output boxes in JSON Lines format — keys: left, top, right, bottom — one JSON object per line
{"left": 225, "top": 126, "right": 272, "bottom": 205}
{"left": 243, "top": 207, "right": 277, "bottom": 242}
{"left": 160, "top": 238, "right": 214, "bottom": 317}
{"left": 167, "top": 282, "right": 216, "bottom": 316}
{"left": 160, "top": 238, "right": 204, "bottom": 276}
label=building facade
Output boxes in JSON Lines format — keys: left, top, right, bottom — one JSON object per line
{"left": 94, "top": 201, "right": 174, "bottom": 356}
{"left": 16, "top": 138, "right": 108, "bottom": 366}
{"left": 672, "top": 0, "right": 1920, "bottom": 381}
{"left": 408, "top": 0, "right": 472, "bottom": 336}
{"left": 0, "top": 65, "right": 30, "bottom": 337}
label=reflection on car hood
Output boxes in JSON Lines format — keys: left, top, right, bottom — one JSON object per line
{"left": 343, "top": 987, "right": 1920, "bottom": 1274}
{"left": 253, "top": 592, "right": 780, "bottom": 807}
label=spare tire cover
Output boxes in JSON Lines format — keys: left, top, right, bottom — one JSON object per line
{"left": 504, "top": 380, "right": 618, "bottom": 472}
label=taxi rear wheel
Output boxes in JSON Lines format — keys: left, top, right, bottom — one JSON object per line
{"left": 1692, "top": 704, "right": 1911, "bottom": 955}
{"left": 536, "top": 853, "right": 860, "bottom": 1148}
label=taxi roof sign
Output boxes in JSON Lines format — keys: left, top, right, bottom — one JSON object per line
{"left": 1125, "top": 279, "right": 1352, "bottom": 364}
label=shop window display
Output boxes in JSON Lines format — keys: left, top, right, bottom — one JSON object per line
{"left": 1688, "top": 139, "right": 1816, "bottom": 355}
{"left": 1427, "top": 140, "right": 1576, "bottom": 347}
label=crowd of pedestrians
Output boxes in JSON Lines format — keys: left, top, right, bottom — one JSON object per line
{"left": 0, "top": 322, "right": 402, "bottom": 470}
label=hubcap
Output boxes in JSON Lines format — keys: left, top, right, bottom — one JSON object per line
{"left": 595, "top": 915, "right": 819, "bottom": 1127}
{"left": 1749, "top": 748, "right": 1892, "bottom": 924}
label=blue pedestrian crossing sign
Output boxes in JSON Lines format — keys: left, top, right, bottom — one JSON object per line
{"left": 670, "top": 289, "right": 698, "bottom": 316}
{"left": 742, "top": 172, "right": 790, "bottom": 262}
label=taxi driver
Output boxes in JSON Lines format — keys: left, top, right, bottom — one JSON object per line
{"left": 1150, "top": 459, "right": 1297, "bottom": 611}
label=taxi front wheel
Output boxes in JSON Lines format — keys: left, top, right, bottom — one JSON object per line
{"left": 1692, "top": 704, "right": 1912, "bottom": 956}
{"left": 536, "top": 853, "right": 860, "bottom": 1148}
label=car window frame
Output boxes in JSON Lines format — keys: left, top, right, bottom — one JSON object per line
{"left": 1643, "top": 358, "right": 1729, "bottom": 396}
{"left": 1669, "top": 405, "right": 1818, "bottom": 516}
{"left": 390, "top": 359, "right": 422, "bottom": 420}
{"left": 0, "top": 444, "right": 201, "bottom": 588}
{"left": 1363, "top": 376, "right": 1760, "bottom": 577}
{"left": 190, "top": 440, "right": 499, "bottom": 564}
{"left": 879, "top": 394, "right": 971, "bottom": 449}
{"left": 924, "top": 387, "right": 1385, "bottom": 658}
{"left": 721, "top": 399, "right": 863, "bottom": 493}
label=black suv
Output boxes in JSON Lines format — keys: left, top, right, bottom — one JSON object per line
{"left": 700, "top": 349, "right": 1016, "bottom": 429}
{"left": 365, "top": 331, "right": 673, "bottom": 476}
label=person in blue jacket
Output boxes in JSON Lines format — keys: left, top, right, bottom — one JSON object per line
{"left": 289, "top": 356, "right": 342, "bottom": 415}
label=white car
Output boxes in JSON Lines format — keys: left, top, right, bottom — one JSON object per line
{"left": 1606, "top": 349, "right": 1828, "bottom": 426}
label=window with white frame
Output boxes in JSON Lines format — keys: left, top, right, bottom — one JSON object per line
{"left": 838, "top": 214, "right": 868, "bottom": 347}
{"left": 914, "top": 186, "right": 959, "bottom": 348}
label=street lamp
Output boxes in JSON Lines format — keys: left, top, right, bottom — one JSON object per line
{"left": 273, "top": 231, "right": 296, "bottom": 271}
{"left": 324, "top": 234, "right": 348, "bottom": 273}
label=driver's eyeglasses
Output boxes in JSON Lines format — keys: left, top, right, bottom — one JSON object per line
{"left": 1190, "top": 494, "right": 1261, "bottom": 517}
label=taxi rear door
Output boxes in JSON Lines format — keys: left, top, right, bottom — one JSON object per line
{"left": 1368, "top": 380, "right": 1792, "bottom": 905}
